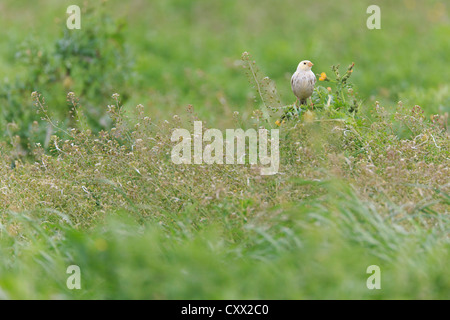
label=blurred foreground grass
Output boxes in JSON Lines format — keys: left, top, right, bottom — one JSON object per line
{"left": 2, "top": 190, "right": 449, "bottom": 300}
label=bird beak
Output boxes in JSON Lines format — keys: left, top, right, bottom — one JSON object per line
{"left": 308, "top": 62, "right": 314, "bottom": 67}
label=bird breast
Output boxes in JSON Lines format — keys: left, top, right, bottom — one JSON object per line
{"left": 291, "top": 71, "right": 316, "bottom": 99}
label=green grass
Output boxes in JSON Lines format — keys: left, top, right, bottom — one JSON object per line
{"left": 1, "top": 180, "right": 448, "bottom": 299}
{"left": 0, "top": 0, "right": 449, "bottom": 299}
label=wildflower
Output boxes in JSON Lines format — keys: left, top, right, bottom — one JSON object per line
{"left": 319, "top": 72, "right": 327, "bottom": 81}
{"left": 327, "top": 87, "right": 332, "bottom": 92}
{"left": 136, "top": 104, "right": 144, "bottom": 114}
{"left": 341, "top": 63, "right": 355, "bottom": 83}
{"left": 275, "top": 120, "right": 281, "bottom": 126}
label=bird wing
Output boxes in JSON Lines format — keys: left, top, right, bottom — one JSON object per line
{"left": 290, "top": 72, "right": 296, "bottom": 91}
{"left": 310, "top": 71, "right": 317, "bottom": 85}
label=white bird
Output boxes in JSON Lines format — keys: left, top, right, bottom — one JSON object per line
{"left": 291, "top": 60, "right": 316, "bottom": 106}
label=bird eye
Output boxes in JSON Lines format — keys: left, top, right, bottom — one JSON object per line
{"left": 303, "top": 62, "right": 306, "bottom": 65}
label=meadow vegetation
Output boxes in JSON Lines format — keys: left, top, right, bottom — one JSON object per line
{"left": 0, "top": 0, "right": 448, "bottom": 299}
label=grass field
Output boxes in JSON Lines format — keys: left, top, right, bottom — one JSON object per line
{"left": 0, "top": 0, "right": 449, "bottom": 300}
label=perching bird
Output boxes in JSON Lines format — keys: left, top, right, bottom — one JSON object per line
{"left": 291, "top": 60, "right": 316, "bottom": 106}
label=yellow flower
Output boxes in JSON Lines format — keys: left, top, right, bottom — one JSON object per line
{"left": 275, "top": 120, "right": 281, "bottom": 126}
{"left": 319, "top": 72, "right": 327, "bottom": 81}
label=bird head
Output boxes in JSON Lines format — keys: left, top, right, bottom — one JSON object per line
{"left": 297, "top": 60, "right": 314, "bottom": 71}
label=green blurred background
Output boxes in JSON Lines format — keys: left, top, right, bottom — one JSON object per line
{"left": 0, "top": 0, "right": 448, "bottom": 132}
